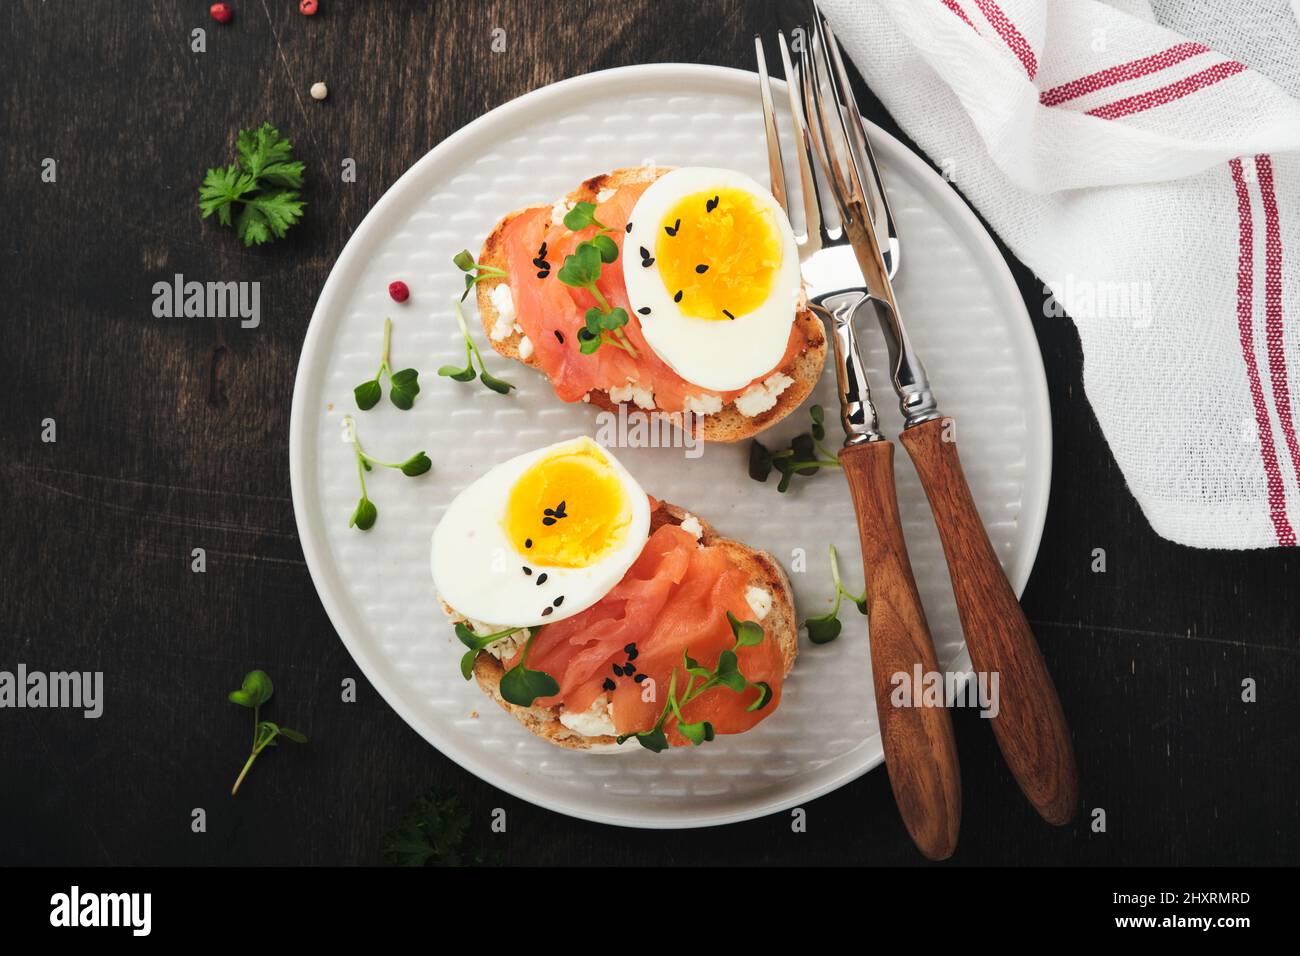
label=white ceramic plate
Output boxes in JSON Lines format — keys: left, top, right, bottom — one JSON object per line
{"left": 289, "top": 64, "right": 1050, "bottom": 829}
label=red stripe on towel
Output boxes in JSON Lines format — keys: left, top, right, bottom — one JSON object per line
{"left": 972, "top": 0, "right": 1037, "bottom": 78}
{"left": 1087, "top": 60, "right": 1245, "bottom": 120}
{"left": 939, "top": 0, "right": 977, "bottom": 30}
{"left": 1256, "top": 154, "right": 1300, "bottom": 501}
{"left": 1230, "top": 158, "right": 1296, "bottom": 547}
{"left": 1039, "top": 42, "right": 1209, "bottom": 106}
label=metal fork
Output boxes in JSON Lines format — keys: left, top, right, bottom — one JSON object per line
{"left": 757, "top": 31, "right": 962, "bottom": 863}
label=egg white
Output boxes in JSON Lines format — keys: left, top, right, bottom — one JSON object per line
{"left": 430, "top": 437, "right": 651, "bottom": 628}
{"left": 622, "top": 167, "right": 802, "bottom": 392}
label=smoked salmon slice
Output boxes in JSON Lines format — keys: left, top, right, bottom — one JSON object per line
{"left": 499, "top": 181, "right": 812, "bottom": 413}
{"left": 515, "top": 505, "right": 785, "bottom": 747}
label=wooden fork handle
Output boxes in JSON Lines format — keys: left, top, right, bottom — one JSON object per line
{"left": 840, "top": 439, "right": 962, "bottom": 861}
{"left": 899, "top": 417, "right": 1079, "bottom": 825}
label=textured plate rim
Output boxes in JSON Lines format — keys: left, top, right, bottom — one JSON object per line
{"left": 289, "top": 63, "right": 1051, "bottom": 830}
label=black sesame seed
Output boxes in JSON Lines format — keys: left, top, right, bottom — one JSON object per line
{"left": 674, "top": 290, "right": 683, "bottom": 303}
{"left": 524, "top": 538, "right": 532, "bottom": 548}
{"left": 624, "top": 643, "right": 637, "bottom": 654}
{"left": 723, "top": 309, "right": 735, "bottom": 320}
{"left": 695, "top": 264, "right": 709, "bottom": 274}
{"left": 603, "top": 678, "right": 616, "bottom": 691}
{"left": 639, "top": 246, "right": 650, "bottom": 260}
{"left": 536, "top": 572, "right": 548, "bottom": 585}
{"left": 637, "top": 306, "right": 651, "bottom": 315}
{"left": 612, "top": 664, "right": 624, "bottom": 677}
{"left": 542, "top": 606, "right": 553, "bottom": 617}
{"left": 536, "top": 269, "right": 549, "bottom": 279}
{"left": 522, "top": 566, "right": 532, "bottom": 575}
{"left": 542, "top": 516, "right": 556, "bottom": 526}
{"left": 641, "top": 256, "right": 654, "bottom": 268}
{"left": 553, "top": 595, "right": 564, "bottom": 607}
{"left": 627, "top": 648, "right": 639, "bottom": 661}
{"left": 634, "top": 673, "right": 647, "bottom": 683}
{"left": 624, "top": 662, "right": 636, "bottom": 675}
{"left": 554, "top": 329, "right": 565, "bottom": 344}
{"left": 706, "top": 195, "right": 719, "bottom": 213}
{"left": 538, "top": 241, "right": 548, "bottom": 256}
{"left": 664, "top": 219, "right": 680, "bottom": 237}
{"left": 625, "top": 221, "right": 633, "bottom": 233}
{"left": 532, "top": 256, "right": 548, "bottom": 268}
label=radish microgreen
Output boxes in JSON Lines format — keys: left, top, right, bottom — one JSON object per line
{"left": 455, "top": 622, "right": 558, "bottom": 706}
{"left": 556, "top": 204, "right": 637, "bottom": 357}
{"left": 749, "top": 405, "right": 843, "bottom": 492}
{"left": 802, "top": 544, "right": 869, "bottom": 644}
{"left": 343, "top": 414, "right": 432, "bottom": 531}
{"left": 438, "top": 299, "right": 516, "bottom": 394}
{"left": 226, "top": 669, "right": 307, "bottom": 796}
{"left": 452, "top": 249, "right": 508, "bottom": 301}
{"left": 619, "top": 611, "right": 772, "bottom": 752}
{"left": 354, "top": 317, "right": 421, "bottom": 410}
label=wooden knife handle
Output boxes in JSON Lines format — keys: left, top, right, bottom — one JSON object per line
{"left": 899, "top": 417, "right": 1078, "bottom": 825}
{"left": 840, "top": 439, "right": 962, "bottom": 860}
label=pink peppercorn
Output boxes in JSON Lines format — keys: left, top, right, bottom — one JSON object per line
{"left": 388, "top": 281, "right": 410, "bottom": 303}
{"left": 299, "top": 0, "right": 319, "bottom": 15}
{"left": 210, "top": 3, "right": 233, "bottom": 24}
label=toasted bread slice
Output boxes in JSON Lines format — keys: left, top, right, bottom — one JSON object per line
{"left": 444, "top": 501, "right": 798, "bottom": 752}
{"left": 475, "top": 167, "right": 827, "bottom": 443}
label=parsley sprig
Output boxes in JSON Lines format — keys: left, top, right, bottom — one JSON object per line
{"left": 382, "top": 788, "right": 498, "bottom": 867}
{"left": 802, "top": 544, "right": 868, "bottom": 644}
{"left": 454, "top": 622, "right": 559, "bottom": 706}
{"left": 344, "top": 415, "right": 432, "bottom": 531}
{"left": 198, "top": 122, "right": 307, "bottom": 247}
{"left": 619, "top": 612, "right": 773, "bottom": 752}
{"left": 438, "top": 299, "right": 515, "bottom": 394}
{"left": 355, "top": 317, "right": 420, "bottom": 410}
{"left": 452, "top": 250, "right": 509, "bottom": 301}
{"left": 749, "top": 405, "right": 843, "bottom": 492}
{"left": 556, "top": 202, "right": 636, "bottom": 357}
{"left": 227, "top": 670, "right": 307, "bottom": 796}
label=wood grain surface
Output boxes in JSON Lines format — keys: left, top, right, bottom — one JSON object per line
{"left": 900, "top": 418, "right": 1077, "bottom": 826}
{"left": 840, "top": 439, "right": 962, "bottom": 860}
{"left": 0, "top": 0, "right": 1296, "bottom": 866}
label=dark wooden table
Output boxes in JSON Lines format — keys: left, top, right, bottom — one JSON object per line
{"left": 2, "top": 0, "right": 1296, "bottom": 867}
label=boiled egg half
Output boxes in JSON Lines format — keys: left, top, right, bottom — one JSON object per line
{"left": 431, "top": 437, "right": 651, "bottom": 627}
{"left": 623, "top": 167, "right": 802, "bottom": 392}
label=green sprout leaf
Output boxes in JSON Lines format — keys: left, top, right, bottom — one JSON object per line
{"left": 454, "top": 622, "right": 523, "bottom": 680}
{"left": 356, "top": 318, "right": 419, "bottom": 411}
{"left": 440, "top": 299, "right": 515, "bottom": 393}
{"left": 499, "top": 664, "right": 560, "bottom": 707}
{"left": 343, "top": 415, "right": 430, "bottom": 531}
{"left": 228, "top": 669, "right": 274, "bottom": 709}
{"left": 452, "top": 249, "right": 508, "bottom": 301}
{"left": 800, "top": 544, "right": 868, "bottom": 644}
{"left": 618, "top": 613, "right": 774, "bottom": 754}
{"left": 389, "top": 367, "right": 421, "bottom": 409}
{"left": 354, "top": 378, "right": 382, "bottom": 410}
{"left": 350, "top": 497, "right": 378, "bottom": 531}
{"left": 726, "top": 611, "right": 765, "bottom": 648}
{"left": 804, "top": 615, "right": 842, "bottom": 645}
{"left": 748, "top": 405, "right": 842, "bottom": 493}
{"left": 227, "top": 669, "right": 306, "bottom": 796}
{"left": 399, "top": 452, "right": 433, "bottom": 478}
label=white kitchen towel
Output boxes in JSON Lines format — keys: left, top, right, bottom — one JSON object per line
{"left": 820, "top": 0, "right": 1300, "bottom": 549}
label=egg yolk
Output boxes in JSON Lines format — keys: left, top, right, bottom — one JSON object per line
{"left": 654, "top": 187, "right": 783, "bottom": 321}
{"left": 504, "top": 444, "right": 631, "bottom": 568}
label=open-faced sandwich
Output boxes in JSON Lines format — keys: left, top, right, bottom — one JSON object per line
{"left": 463, "top": 166, "right": 827, "bottom": 442}
{"left": 431, "top": 436, "right": 797, "bottom": 751}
